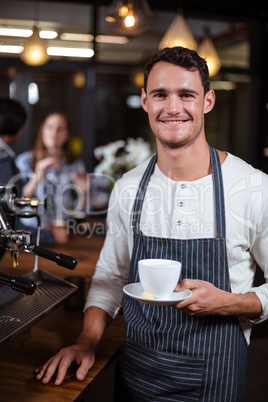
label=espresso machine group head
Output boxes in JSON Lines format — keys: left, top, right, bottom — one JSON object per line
{"left": 0, "top": 184, "right": 77, "bottom": 295}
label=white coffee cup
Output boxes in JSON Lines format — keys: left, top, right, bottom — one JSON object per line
{"left": 138, "top": 259, "right": 182, "bottom": 299}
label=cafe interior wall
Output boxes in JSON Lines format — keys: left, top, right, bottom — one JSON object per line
{"left": 0, "top": 0, "right": 267, "bottom": 173}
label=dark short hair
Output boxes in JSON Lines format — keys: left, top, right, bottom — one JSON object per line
{"left": 0, "top": 98, "right": 26, "bottom": 136}
{"left": 144, "top": 46, "right": 210, "bottom": 95}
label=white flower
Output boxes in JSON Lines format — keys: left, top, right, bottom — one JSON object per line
{"left": 125, "top": 137, "right": 151, "bottom": 166}
{"left": 94, "top": 137, "right": 151, "bottom": 178}
{"left": 94, "top": 140, "right": 125, "bottom": 161}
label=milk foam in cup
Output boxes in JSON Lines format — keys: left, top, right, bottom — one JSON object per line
{"left": 138, "top": 259, "right": 182, "bottom": 299}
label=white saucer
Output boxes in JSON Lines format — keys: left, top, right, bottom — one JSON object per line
{"left": 123, "top": 283, "right": 192, "bottom": 306}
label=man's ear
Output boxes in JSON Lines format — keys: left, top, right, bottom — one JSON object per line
{"left": 141, "top": 88, "right": 148, "bottom": 113}
{"left": 204, "top": 89, "right": 215, "bottom": 115}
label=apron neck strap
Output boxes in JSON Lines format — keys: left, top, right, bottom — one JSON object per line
{"left": 131, "top": 153, "right": 157, "bottom": 230}
{"left": 209, "top": 145, "right": 226, "bottom": 238}
{"left": 132, "top": 146, "right": 226, "bottom": 239}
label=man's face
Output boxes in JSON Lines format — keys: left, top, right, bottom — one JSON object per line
{"left": 141, "top": 61, "right": 215, "bottom": 150}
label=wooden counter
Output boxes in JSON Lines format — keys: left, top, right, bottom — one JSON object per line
{"left": 0, "top": 234, "right": 126, "bottom": 401}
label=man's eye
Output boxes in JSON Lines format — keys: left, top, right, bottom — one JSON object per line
{"left": 182, "top": 93, "right": 193, "bottom": 99}
{"left": 153, "top": 93, "right": 165, "bottom": 99}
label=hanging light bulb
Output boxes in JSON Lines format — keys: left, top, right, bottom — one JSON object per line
{"left": 198, "top": 37, "right": 221, "bottom": 76}
{"left": 105, "top": 0, "right": 153, "bottom": 35}
{"left": 159, "top": 13, "right": 197, "bottom": 51}
{"left": 20, "top": 25, "right": 50, "bottom": 66}
{"left": 124, "top": 9, "right": 136, "bottom": 28}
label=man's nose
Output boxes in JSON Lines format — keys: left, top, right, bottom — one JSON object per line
{"left": 167, "top": 95, "right": 182, "bottom": 113}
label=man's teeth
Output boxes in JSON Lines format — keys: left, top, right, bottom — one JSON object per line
{"left": 164, "top": 120, "right": 185, "bottom": 124}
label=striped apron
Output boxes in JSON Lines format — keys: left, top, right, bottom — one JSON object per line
{"left": 114, "top": 146, "right": 247, "bottom": 401}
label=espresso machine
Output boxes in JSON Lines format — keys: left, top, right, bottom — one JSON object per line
{"left": 0, "top": 184, "right": 78, "bottom": 345}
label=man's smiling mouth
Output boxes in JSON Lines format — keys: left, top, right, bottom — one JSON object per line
{"left": 161, "top": 119, "right": 189, "bottom": 125}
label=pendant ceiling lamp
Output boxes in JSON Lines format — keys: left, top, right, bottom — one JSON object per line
{"left": 105, "top": 0, "right": 153, "bottom": 35}
{"left": 20, "top": 25, "right": 50, "bottom": 66}
{"left": 198, "top": 37, "right": 221, "bottom": 76}
{"left": 20, "top": 0, "right": 50, "bottom": 66}
{"left": 159, "top": 13, "right": 197, "bottom": 51}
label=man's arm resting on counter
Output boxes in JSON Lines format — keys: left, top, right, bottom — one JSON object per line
{"left": 35, "top": 306, "right": 112, "bottom": 385}
{"left": 175, "top": 279, "right": 262, "bottom": 318}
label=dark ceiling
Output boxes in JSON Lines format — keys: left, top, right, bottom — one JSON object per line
{"left": 27, "top": 0, "right": 268, "bottom": 20}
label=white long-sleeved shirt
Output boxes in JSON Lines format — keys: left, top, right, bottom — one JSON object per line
{"left": 85, "top": 152, "right": 268, "bottom": 344}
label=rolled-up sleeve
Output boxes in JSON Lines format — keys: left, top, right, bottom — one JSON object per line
{"left": 247, "top": 285, "right": 268, "bottom": 324}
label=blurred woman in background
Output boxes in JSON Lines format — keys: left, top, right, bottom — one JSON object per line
{"left": 17, "top": 112, "right": 87, "bottom": 244}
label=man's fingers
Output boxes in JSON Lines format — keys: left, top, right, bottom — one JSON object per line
{"left": 75, "top": 353, "right": 95, "bottom": 381}
{"left": 35, "top": 347, "right": 95, "bottom": 385}
{"left": 35, "top": 351, "right": 73, "bottom": 385}
{"left": 175, "top": 278, "right": 201, "bottom": 292}
{"left": 35, "top": 358, "right": 53, "bottom": 380}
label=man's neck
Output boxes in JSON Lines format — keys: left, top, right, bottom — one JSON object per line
{"left": 156, "top": 140, "right": 212, "bottom": 182}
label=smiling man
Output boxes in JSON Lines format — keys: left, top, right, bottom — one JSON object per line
{"left": 35, "top": 47, "right": 268, "bottom": 402}
{"left": 142, "top": 60, "right": 219, "bottom": 182}
{"left": 143, "top": 63, "right": 212, "bottom": 150}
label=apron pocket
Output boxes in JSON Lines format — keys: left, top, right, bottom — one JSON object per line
{"left": 119, "top": 338, "right": 204, "bottom": 402}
